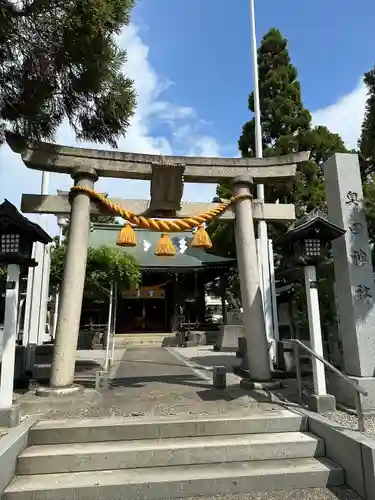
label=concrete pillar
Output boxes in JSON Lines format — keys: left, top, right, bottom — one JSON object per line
{"left": 49, "top": 167, "right": 98, "bottom": 391}
{"left": 304, "top": 265, "right": 327, "bottom": 396}
{"left": 231, "top": 176, "right": 271, "bottom": 382}
{"left": 0, "top": 264, "right": 20, "bottom": 409}
{"left": 303, "top": 265, "right": 335, "bottom": 412}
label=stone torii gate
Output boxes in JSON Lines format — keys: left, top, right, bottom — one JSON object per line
{"left": 7, "top": 134, "right": 309, "bottom": 395}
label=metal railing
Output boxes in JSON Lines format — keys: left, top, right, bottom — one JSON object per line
{"left": 290, "top": 338, "right": 368, "bottom": 433}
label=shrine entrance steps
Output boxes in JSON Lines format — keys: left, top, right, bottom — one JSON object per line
{"left": 3, "top": 409, "right": 345, "bottom": 500}
{"left": 114, "top": 333, "right": 178, "bottom": 347}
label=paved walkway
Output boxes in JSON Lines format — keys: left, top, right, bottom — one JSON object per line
{"left": 42, "top": 347, "right": 278, "bottom": 420}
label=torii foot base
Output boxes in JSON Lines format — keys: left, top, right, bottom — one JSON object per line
{"left": 35, "top": 385, "right": 84, "bottom": 398}
{"left": 240, "top": 379, "right": 281, "bottom": 391}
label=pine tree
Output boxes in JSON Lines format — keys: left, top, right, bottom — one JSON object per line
{"left": 0, "top": 0, "right": 137, "bottom": 147}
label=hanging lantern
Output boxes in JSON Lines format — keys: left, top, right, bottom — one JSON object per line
{"left": 116, "top": 223, "right": 137, "bottom": 247}
{"left": 155, "top": 234, "right": 176, "bottom": 256}
{"left": 191, "top": 224, "right": 212, "bottom": 249}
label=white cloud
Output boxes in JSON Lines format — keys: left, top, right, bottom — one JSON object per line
{"left": 2, "top": 21, "right": 369, "bottom": 238}
{"left": 0, "top": 23, "right": 222, "bottom": 234}
{"left": 311, "top": 80, "right": 367, "bottom": 150}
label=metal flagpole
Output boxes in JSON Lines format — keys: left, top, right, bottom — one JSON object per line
{"left": 249, "top": 0, "right": 262, "bottom": 161}
{"left": 249, "top": 0, "right": 275, "bottom": 365}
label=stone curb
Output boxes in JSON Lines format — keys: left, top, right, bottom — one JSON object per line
{"left": 0, "top": 414, "right": 44, "bottom": 495}
{"left": 289, "top": 406, "right": 375, "bottom": 499}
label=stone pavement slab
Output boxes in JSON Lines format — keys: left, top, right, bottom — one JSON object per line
{"left": 39, "top": 347, "right": 277, "bottom": 420}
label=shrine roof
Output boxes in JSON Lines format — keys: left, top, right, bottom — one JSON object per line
{"left": 88, "top": 224, "right": 234, "bottom": 271}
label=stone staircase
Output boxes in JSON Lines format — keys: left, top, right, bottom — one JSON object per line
{"left": 3, "top": 409, "right": 345, "bottom": 500}
{"left": 115, "top": 333, "right": 178, "bottom": 347}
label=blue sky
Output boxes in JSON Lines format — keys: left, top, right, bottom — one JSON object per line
{"left": 135, "top": 0, "right": 373, "bottom": 149}
{"left": 1, "top": 0, "right": 373, "bottom": 234}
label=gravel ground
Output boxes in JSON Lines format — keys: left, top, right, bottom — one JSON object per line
{"left": 173, "top": 487, "right": 361, "bottom": 500}
{"left": 277, "top": 378, "right": 375, "bottom": 438}
{"left": 322, "top": 409, "right": 374, "bottom": 435}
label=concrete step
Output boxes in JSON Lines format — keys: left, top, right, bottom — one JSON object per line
{"left": 29, "top": 410, "right": 307, "bottom": 445}
{"left": 17, "top": 431, "right": 324, "bottom": 475}
{"left": 114, "top": 333, "right": 177, "bottom": 347}
{"left": 3, "top": 458, "right": 344, "bottom": 500}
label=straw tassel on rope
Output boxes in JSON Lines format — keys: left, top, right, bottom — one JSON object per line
{"left": 69, "top": 186, "right": 252, "bottom": 254}
{"left": 191, "top": 224, "right": 212, "bottom": 249}
{"left": 116, "top": 223, "right": 137, "bottom": 247}
{"left": 155, "top": 234, "right": 176, "bottom": 256}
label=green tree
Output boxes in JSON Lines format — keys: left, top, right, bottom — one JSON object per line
{"left": 237, "top": 28, "right": 347, "bottom": 211}
{"left": 0, "top": 0, "right": 136, "bottom": 147}
{"left": 211, "top": 28, "right": 347, "bottom": 258}
{"left": 238, "top": 28, "right": 311, "bottom": 159}
{"left": 50, "top": 244, "right": 140, "bottom": 293}
{"left": 358, "top": 65, "right": 375, "bottom": 253}
{"left": 210, "top": 28, "right": 348, "bottom": 341}
{"left": 358, "top": 66, "right": 375, "bottom": 182}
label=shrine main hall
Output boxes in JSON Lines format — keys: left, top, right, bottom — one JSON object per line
{"left": 82, "top": 224, "right": 233, "bottom": 335}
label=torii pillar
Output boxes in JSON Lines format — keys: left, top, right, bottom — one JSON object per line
{"left": 44, "top": 167, "right": 98, "bottom": 394}
{"left": 232, "top": 176, "right": 271, "bottom": 382}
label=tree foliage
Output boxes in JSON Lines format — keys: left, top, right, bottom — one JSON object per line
{"left": 0, "top": 265, "right": 6, "bottom": 281}
{"left": 359, "top": 65, "right": 375, "bottom": 249}
{"left": 50, "top": 244, "right": 140, "bottom": 293}
{"left": 209, "top": 28, "right": 349, "bottom": 341}
{"left": 238, "top": 28, "right": 310, "bottom": 159}
{"left": 0, "top": 0, "right": 137, "bottom": 146}
{"left": 237, "top": 29, "right": 347, "bottom": 211}
{"left": 211, "top": 28, "right": 347, "bottom": 258}
{"left": 358, "top": 67, "right": 375, "bottom": 182}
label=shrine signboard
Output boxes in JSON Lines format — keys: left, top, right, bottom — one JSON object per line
{"left": 122, "top": 287, "right": 166, "bottom": 299}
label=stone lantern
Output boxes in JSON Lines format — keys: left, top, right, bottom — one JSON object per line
{"left": 284, "top": 208, "right": 346, "bottom": 267}
{"left": 0, "top": 200, "right": 51, "bottom": 266}
{"left": 0, "top": 200, "right": 51, "bottom": 424}
{"left": 280, "top": 208, "right": 345, "bottom": 413}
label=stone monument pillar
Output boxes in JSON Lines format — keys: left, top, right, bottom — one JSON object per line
{"left": 324, "top": 153, "right": 375, "bottom": 410}
{"left": 41, "top": 167, "right": 98, "bottom": 394}
{"left": 231, "top": 176, "right": 271, "bottom": 383}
